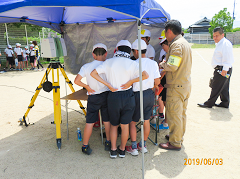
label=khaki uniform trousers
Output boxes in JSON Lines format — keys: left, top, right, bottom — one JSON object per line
{"left": 166, "top": 86, "right": 191, "bottom": 148}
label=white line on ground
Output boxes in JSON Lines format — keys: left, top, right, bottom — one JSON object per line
{"left": 195, "top": 50, "right": 211, "bottom": 66}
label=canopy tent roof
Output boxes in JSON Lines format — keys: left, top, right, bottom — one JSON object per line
{"left": 0, "top": 0, "right": 170, "bottom": 32}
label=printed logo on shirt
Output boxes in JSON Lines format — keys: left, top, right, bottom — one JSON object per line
{"left": 167, "top": 55, "right": 182, "bottom": 67}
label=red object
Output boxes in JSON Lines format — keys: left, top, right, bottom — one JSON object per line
{"left": 93, "top": 113, "right": 103, "bottom": 128}
{"left": 155, "top": 84, "right": 164, "bottom": 95}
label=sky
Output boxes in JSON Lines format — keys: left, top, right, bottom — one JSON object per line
{"left": 156, "top": 0, "right": 240, "bottom": 29}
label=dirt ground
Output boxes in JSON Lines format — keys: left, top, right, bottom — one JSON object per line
{"left": 0, "top": 48, "right": 240, "bottom": 179}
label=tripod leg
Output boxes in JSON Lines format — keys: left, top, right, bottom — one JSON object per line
{"left": 52, "top": 68, "right": 62, "bottom": 150}
{"left": 21, "top": 68, "right": 51, "bottom": 126}
{"left": 59, "top": 67, "right": 87, "bottom": 115}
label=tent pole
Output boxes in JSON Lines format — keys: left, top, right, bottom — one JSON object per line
{"left": 137, "top": 19, "right": 145, "bottom": 179}
{"left": 25, "top": 25, "right": 28, "bottom": 46}
{"left": 5, "top": 23, "right": 9, "bottom": 45}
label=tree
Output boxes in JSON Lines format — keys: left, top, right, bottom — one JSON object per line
{"left": 233, "top": 27, "right": 240, "bottom": 32}
{"left": 208, "top": 8, "right": 234, "bottom": 38}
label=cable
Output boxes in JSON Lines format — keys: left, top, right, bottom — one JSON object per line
{"left": 0, "top": 84, "right": 85, "bottom": 116}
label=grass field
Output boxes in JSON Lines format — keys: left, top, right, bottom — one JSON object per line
{"left": 191, "top": 43, "right": 240, "bottom": 48}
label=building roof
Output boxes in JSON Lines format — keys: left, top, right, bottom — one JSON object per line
{"left": 189, "top": 17, "right": 211, "bottom": 28}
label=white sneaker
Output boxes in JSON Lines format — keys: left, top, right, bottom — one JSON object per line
{"left": 125, "top": 146, "right": 139, "bottom": 156}
{"left": 137, "top": 143, "right": 148, "bottom": 153}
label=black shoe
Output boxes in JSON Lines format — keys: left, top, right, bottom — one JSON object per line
{"left": 82, "top": 145, "right": 92, "bottom": 155}
{"left": 117, "top": 145, "right": 125, "bottom": 158}
{"left": 105, "top": 141, "right": 111, "bottom": 151}
{"left": 165, "top": 135, "right": 169, "bottom": 141}
{"left": 215, "top": 103, "right": 229, "bottom": 108}
{"left": 197, "top": 103, "right": 212, "bottom": 108}
{"left": 110, "top": 149, "right": 118, "bottom": 159}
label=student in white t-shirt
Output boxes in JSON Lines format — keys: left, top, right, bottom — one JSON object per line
{"left": 74, "top": 43, "right": 111, "bottom": 155}
{"left": 141, "top": 29, "right": 155, "bottom": 60}
{"left": 14, "top": 43, "right": 24, "bottom": 71}
{"left": 5, "top": 45, "right": 15, "bottom": 70}
{"left": 23, "top": 46, "right": 30, "bottom": 70}
{"left": 91, "top": 40, "right": 149, "bottom": 159}
{"left": 125, "top": 39, "right": 160, "bottom": 156}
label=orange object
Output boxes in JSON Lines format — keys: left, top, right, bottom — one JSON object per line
{"left": 155, "top": 84, "right": 164, "bottom": 95}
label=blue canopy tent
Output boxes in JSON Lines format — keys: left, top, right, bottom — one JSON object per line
{"left": 0, "top": 1, "right": 170, "bottom": 177}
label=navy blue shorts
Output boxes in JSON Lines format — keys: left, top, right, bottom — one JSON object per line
{"left": 107, "top": 88, "right": 135, "bottom": 126}
{"left": 18, "top": 55, "right": 23, "bottom": 62}
{"left": 132, "top": 89, "right": 155, "bottom": 122}
{"left": 86, "top": 91, "right": 109, "bottom": 123}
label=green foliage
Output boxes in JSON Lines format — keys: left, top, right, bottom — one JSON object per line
{"left": 233, "top": 27, "right": 240, "bottom": 32}
{"left": 208, "top": 8, "right": 233, "bottom": 38}
{"left": 8, "top": 23, "right": 43, "bottom": 32}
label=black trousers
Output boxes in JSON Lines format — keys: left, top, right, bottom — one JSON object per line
{"left": 205, "top": 66, "right": 232, "bottom": 107}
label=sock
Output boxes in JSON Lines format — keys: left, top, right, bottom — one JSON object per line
{"left": 82, "top": 144, "right": 88, "bottom": 149}
{"left": 131, "top": 141, "right": 137, "bottom": 149}
{"left": 139, "top": 140, "right": 146, "bottom": 147}
{"left": 105, "top": 140, "right": 111, "bottom": 143}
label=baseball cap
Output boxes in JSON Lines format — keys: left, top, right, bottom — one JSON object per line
{"left": 116, "top": 40, "right": 131, "bottom": 48}
{"left": 159, "top": 30, "right": 166, "bottom": 39}
{"left": 8, "top": 45, "right": 12, "bottom": 48}
{"left": 92, "top": 43, "right": 107, "bottom": 52}
{"left": 30, "top": 44, "right": 34, "bottom": 47}
{"left": 160, "top": 38, "right": 167, "bottom": 45}
{"left": 132, "top": 39, "right": 147, "bottom": 50}
{"left": 141, "top": 29, "right": 151, "bottom": 37}
{"left": 25, "top": 46, "right": 28, "bottom": 49}
{"left": 16, "top": 43, "right": 21, "bottom": 46}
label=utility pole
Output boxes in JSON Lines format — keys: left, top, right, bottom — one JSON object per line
{"left": 233, "top": 0, "right": 236, "bottom": 29}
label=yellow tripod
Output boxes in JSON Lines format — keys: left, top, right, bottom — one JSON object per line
{"left": 20, "top": 61, "right": 86, "bottom": 149}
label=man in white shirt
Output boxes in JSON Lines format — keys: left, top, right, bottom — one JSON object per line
{"left": 74, "top": 43, "right": 111, "bottom": 155}
{"left": 125, "top": 39, "right": 160, "bottom": 156}
{"left": 141, "top": 29, "right": 155, "bottom": 60}
{"left": 91, "top": 40, "right": 148, "bottom": 159}
{"left": 198, "top": 27, "right": 234, "bottom": 108}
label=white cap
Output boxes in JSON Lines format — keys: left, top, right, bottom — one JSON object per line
{"left": 30, "top": 44, "right": 34, "bottom": 47}
{"left": 160, "top": 38, "right": 167, "bottom": 44}
{"left": 8, "top": 45, "right": 12, "bottom": 48}
{"left": 92, "top": 43, "right": 107, "bottom": 52}
{"left": 132, "top": 39, "right": 147, "bottom": 50}
{"left": 141, "top": 29, "right": 151, "bottom": 37}
{"left": 16, "top": 43, "right": 21, "bottom": 46}
{"left": 116, "top": 40, "right": 131, "bottom": 48}
{"left": 25, "top": 46, "right": 28, "bottom": 49}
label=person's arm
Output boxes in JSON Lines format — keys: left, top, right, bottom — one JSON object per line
{"left": 221, "top": 42, "right": 234, "bottom": 77}
{"left": 74, "top": 74, "right": 95, "bottom": 95}
{"left": 120, "top": 71, "right": 149, "bottom": 90}
{"left": 160, "top": 43, "right": 182, "bottom": 72}
{"left": 90, "top": 69, "right": 118, "bottom": 92}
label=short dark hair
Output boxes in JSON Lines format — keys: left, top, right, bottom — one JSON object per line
{"left": 165, "top": 20, "right": 182, "bottom": 35}
{"left": 93, "top": 48, "right": 107, "bottom": 56}
{"left": 142, "top": 37, "right": 150, "bottom": 43}
{"left": 118, "top": 46, "right": 131, "bottom": 54}
{"left": 160, "top": 39, "right": 168, "bottom": 46}
{"left": 213, "top": 27, "right": 224, "bottom": 35}
{"left": 32, "top": 41, "right": 37, "bottom": 45}
{"left": 132, "top": 49, "right": 147, "bottom": 54}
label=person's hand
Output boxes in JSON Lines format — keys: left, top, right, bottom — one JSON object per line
{"left": 121, "top": 80, "right": 132, "bottom": 90}
{"left": 86, "top": 85, "right": 95, "bottom": 95}
{"left": 108, "top": 85, "right": 118, "bottom": 92}
{"left": 221, "top": 70, "right": 227, "bottom": 77}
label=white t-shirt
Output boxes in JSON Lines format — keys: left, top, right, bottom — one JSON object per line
{"left": 96, "top": 56, "right": 139, "bottom": 92}
{"left": 212, "top": 37, "right": 234, "bottom": 71}
{"left": 78, "top": 60, "right": 109, "bottom": 95}
{"left": 5, "top": 49, "right": 14, "bottom": 57}
{"left": 29, "top": 49, "right": 35, "bottom": 56}
{"left": 14, "top": 48, "right": 23, "bottom": 55}
{"left": 159, "top": 49, "right": 166, "bottom": 62}
{"left": 146, "top": 44, "right": 155, "bottom": 59}
{"left": 23, "top": 50, "right": 30, "bottom": 58}
{"left": 133, "top": 58, "right": 160, "bottom": 92}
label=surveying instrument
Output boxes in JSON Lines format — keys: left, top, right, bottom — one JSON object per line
{"left": 19, "top": 34, "right": 86, "bottom": 149}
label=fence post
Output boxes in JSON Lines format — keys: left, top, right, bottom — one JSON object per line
{"left": 25, "top": 25, "right": 28, "bottom": 46}
{"left": 5, "top": 23, "right": 9, "bottom": 45}
{"left": 199, "top": 34, "right": 200, "bottom": 44}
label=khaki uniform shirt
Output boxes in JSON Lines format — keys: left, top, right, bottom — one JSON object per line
{"left": 160, "top": 34, "right": 192, "bottom": 87}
